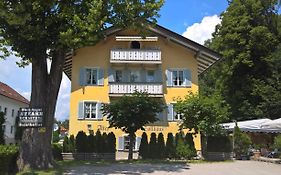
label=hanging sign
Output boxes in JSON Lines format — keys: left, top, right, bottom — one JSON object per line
{"left": 19, "top": 108, "right": 44, "bottom": 127}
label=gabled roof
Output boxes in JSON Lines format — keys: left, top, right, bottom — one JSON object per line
{"left": 0, "top": 82, "right": 29, "bottom": 105}
{"left": 63, "top": 24, "right": 221, "bottom": 80}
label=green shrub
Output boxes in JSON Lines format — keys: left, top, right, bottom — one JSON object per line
{"left": 76, "top": 131, "right": 89, "bottom": 153}
{"left": 52, "top": 130, "right": 60, "bottom": 143}
{"left": 88, "top": 134, "right": 96, "bottom": 153}
{"left": 234, "top": 126, "right": 251, "bottom": 158}
{"left": 63, "top": 136, "right": 69, "bottom": 152}
{"left": 69, "top": 135, "right": 76, "bottom": 152}
{"left": 52, "top": 143, "right": 63, "bottom": 160}
{"left": 165, "top": 133, "right": 175, "bottom": 159}
{"left": 139, "top": 132, "right": 149, "bottom": 159}
{"left": 184, "top": 133, "right": 197, "bottom": 157}
{"left": 0, "top": 145, "right": 19, "bottom": 174}
{"left": 149, "top": 133, "right": 158, "bottom": 159}
{"left": 207, "top": 135, "right": 232, "bottom": 152}
{"left": 95, "top": 130, "right": 102, "bottom": 153}
{"left": 157, "top": 133, "right": 165, "bottom": 159}
{"left": 175, "top": 136, "right": 192, "bottom": 159}
{"left": 107, "top": 132, "right": 116, "bottom": 153}
{"left": 102, "top": 133, "right": 108, "bottom": 153}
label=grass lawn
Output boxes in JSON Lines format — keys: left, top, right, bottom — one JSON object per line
{"left": 16, "top": 159, "right": 233, "bottom": 174}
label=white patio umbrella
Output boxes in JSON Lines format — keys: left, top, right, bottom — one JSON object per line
{"left": 261, "top": 118, "right": 281, "bottom": 133}
{"left": 221, "top": 118, "right": 272, "bottom": 132}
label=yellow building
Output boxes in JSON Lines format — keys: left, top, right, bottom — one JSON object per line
{"left": 64, "top": 24, "right": 220, "bottom": 152}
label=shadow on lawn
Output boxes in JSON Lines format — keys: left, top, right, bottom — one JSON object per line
{"left": 64, "top": 161, "right": 190, "bottom": 175}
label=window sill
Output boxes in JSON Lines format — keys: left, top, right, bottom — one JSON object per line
{"left": 166, "top": 85, "right": 191, "bottom": 88}
{"left": 78, "top": 118, "right": 103, "bottom": 121}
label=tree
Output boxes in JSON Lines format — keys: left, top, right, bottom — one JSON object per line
{"left": 165, "top": 133, "right": 175, "bottom": 159}
{"left": 149, "top": 133, "right": 158, "bottom": 159}
{"left": 102, "top": 132, "right": 108, "bottom": 153}
{"left": 184, "top": 133, "right": 196, "bottom": 157}
{"left": 88, "top": 134, "right": 95, "bottom": 153}
{"left": 0, "top": 112, "right": 5, "bottom": 144}
{"left": 68, "top": 135, "right": 75, "bottom": 153}
{"left": 75, "top": 131, "right": 88, "bottom": 153}
{"left": 15, "top": 115, "right": 23, "bottom": 142}
{"left": 103, "top": 92, "right": 164, "bottom": 160}
{"left": 52, "top": 130, "right": 60, "bottom": 143}
{"left": 175, "top": 135, "right": 190, "bottom": 159}
{"left": 139, "top": 132, "right": 149, "bottom": 159}
{"left": 95, "top": 130, "right": 102, "bottom": 153}
{"left": 157, "top": 133, "right": 165, "bottom": 159}
{"left": 233, "top": 125, "right": 251, "bottom": 159}
{"left": 175, "top": 93, "right": 228, "bottom": 136}
{"left": 62, "top": 136, "right": 69, "bottom": 153}
{"left": 202, "top": 0, "right": 281, "bottom": 121}
{"left": 107, "top": 132, "right": 116, "bottom": 153}
{"left": 0, "top": 0, "right": 163, "bottom": 169}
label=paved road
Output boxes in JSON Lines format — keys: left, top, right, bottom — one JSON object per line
{"left": 64, "top": 161, "right": 281, "bottom": 175}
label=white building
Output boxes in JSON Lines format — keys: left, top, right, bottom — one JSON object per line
{"left": 0, "top": 82, "right": 29, "bottom": 144}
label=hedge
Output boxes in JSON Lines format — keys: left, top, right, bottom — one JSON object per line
{"left": 0, "top": 145, "right": 19, "bottom": 174}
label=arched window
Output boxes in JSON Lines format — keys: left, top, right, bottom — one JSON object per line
{"left": 130, "top": 41, "right": 140, "bottom": 49}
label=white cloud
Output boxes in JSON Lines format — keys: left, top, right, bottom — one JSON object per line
{"left": 182, "top": 15, "right": 221, "bottom": 45}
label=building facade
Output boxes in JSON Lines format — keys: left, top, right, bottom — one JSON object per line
{"left": 65, "top": 25, "right": 220, "bottom": 152}
{"left": 0, "top": 82, "right": 29, "bottom": 144}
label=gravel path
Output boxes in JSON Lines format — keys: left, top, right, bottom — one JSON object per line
{"left": 64, "top": 160, "right": 281, "bottom": 175}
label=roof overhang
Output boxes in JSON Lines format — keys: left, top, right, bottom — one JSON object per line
{"left": 63, "top": 25, "right": 221, "bottom": 80}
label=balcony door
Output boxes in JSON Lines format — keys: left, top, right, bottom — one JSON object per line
{"left": 130, "top": 70, "right": 141, "bottom": 83}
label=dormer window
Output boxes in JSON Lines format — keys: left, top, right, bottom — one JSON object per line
{"left": 130, "top": 41, "right": 140, "bottom": 49}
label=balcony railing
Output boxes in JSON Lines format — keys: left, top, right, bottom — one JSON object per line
{"left": 110, "top": 49, "right": 161, "bottom": 63}
{"left": 109, "top": 83, "right": 163, "bottom": 96}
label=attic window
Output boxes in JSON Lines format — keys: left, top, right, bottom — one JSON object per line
{"left": 130, "top": 41, "right": 140, "bottom": 49}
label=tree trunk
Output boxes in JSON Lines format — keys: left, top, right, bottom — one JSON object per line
{"left": 128, "top": 133, "right": 135, "bottom": 160}
{"left": 18, "top": 50, "right": 65, "bottom": 170}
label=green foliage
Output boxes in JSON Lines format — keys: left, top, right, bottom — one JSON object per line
{"left": 62, "top": 136, "right": 69, "bottom": 153}
{"left": 0, "top": 145, "right": 18, "bottom": 174}
{"left": 175, "top": 93, "right": 228, "bottom": 136}
{"left": 184, "top": 133, "right": 197, "bottom": 157}
{"left": 139, "top": 132, "right": 149, "bottom": 159}
{"left": 233, "top": 126, "right": 252, "bottom": 158}
{"left": 274, "top": 135, "right": 281, "bottom": 151}
{"left": 88, "top": 134, "right": 96, "bottom": 153}
{"left": 0, "top": 112, "right": 5, "bottom": 144}
{"left": 175, "top": 135, "right": 194, "bottom": 159}
{"left": 102, "top": 132, "right": 108, "bottom": 153}
{"left": 52, "top": 130, "right": 60, "bottom": 143}
{"left": 207, "top": 135, "right": 232, "bottom": 152}
{"left": 107, "top": 132, "right": 116, "bottom": 153}
{"left": 157, "top": 133, "right": 165, "bottom": 159}
{"left": 202, "top": 0, "right": 281, "bottom": 121}
{"left": 165, "top": 133, "right": 175, "bottom": 159}
{"left": 103, "top": 92, "right": 164, "bottom": 159}
{"left": 52, "top": 143, "right": 63, "bottom": 161}
{"left": 149, "top": 133, "right": 158, "bottom": 159}
{"left": 95, "top": 130, "right": 103, "bottom": 153}
{"left": 69, "top": 135, "right": 76, "bottom": 153}
{"left": 75, "top": 131, "right": 89, "bottom": 153}
{"left": 14, "top": 115, "right": 23, "bottom": 142}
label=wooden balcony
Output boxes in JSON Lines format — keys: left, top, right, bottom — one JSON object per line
{"left": 110, "top": 49, "right": 161, "bottom": 64}
{"left": 109, "top": 83, "right": 163, "bottom": 97}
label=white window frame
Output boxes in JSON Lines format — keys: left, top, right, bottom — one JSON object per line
{"left": 172, "top": 69, "right": 184, "bottom": 86}
{"left": 171, "top": 103, "right": 183, "bottom": 121}
{"left": 83, "top": 101, "right": 98, "bottom": 120}
{"left": 146, "top": 70, "right": 155, "bottom": 82}
{"left": 85, "top": 67, "right": 99, "bottom": 85}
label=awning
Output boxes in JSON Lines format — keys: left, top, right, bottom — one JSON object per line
{"left": 260, "top": 118, "right": 281, "bottom": 133}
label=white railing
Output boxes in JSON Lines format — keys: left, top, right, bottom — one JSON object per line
{"left": 110, "top": 49, "right": 161, "bottom": 62}
{"left": 109, "top": 83, "right": 163, "bottom": 95}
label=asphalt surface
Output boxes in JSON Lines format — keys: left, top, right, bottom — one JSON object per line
{"left": 64, "top": 160, "right": 281, "bottom": 175}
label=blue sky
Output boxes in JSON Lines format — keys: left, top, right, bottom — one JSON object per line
{"left": 0, "top": 0, "right": 229, "bottom": 121}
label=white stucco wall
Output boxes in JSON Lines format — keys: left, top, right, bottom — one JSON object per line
{"left": 0, "top": 95, "right": 28, "bottom": 144}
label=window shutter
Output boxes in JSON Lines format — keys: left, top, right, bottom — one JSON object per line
{"left": 166, "top": 69, "right": 172, "bottom": 87}
{"left": 108, "top": 69, "right": 116, "bottom": 83}
{"left": 167, "top": 104, "right": 174, "bottom": 121}
{"left": 118, "top": 137, "right": 124, "bottom": 150}
{"left": 78, "top": 102, "right": 84, "bottom": 119}
{"left": 97, "top": 102, "right": 103, "bottom": 120}
{"left": 98, "top": 69, "right": 104, "bottom": 85}
{"left": 79, "top": 68, "right": 86, "bottom": 86}
{"left": 155, "top": 69, "right": 162, "bottom": 82}
{"left": 135, "top": 137, "right": 141, "bottom": 150}
{"left": 183, "top": 69, "right": 192, "bottom": 87}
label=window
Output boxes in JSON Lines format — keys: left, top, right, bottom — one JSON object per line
{"left": 172, "top": 70, "right": 184, "bottom": 86}
{"left": 174, "top": 112, "right": 183, "bottom": 120}
{"left": 116, "top": 70, "right": 123, "bottom": 82}
{"left": 130, "top": 41, "right": 140, "bottom": 49}
{"left": 10, "top": 126, "right": 13, "bottom": 134}
{"left": 124, "top": 136, "right": 135, "bottom": 150}
{"left": 86, "top": 68, "right": 97, "bottom": 85}
{"left": 4, "top": 107, "right": 7, "bottom": 115}
{"left": 12, "top": 109, "right": 14, "bottom": 117}
{"left": 84, "top": 102, "right": 97, "bottom": 119}
{"left": 147, "top": 70, "right": 155, "bottom": 82}
{"left": 130, "top": 70, "right": 141, "bottom": 82}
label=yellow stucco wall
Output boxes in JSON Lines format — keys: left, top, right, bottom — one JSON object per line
{"left": 69, "top": 29, "right": 201, "bottom": 151}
